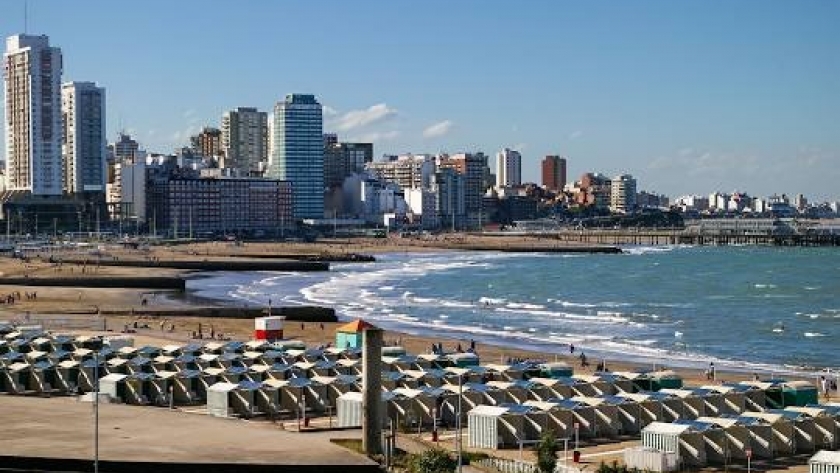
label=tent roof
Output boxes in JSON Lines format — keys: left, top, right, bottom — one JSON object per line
{"left": 811, "top": 450, "right": 840, "bottom": 465}
{"left": 469, "top": 405, "right": 509, "bottom": 417}
{"left": 644, "top": 422, "right": 693, "bottom": 435}
{"left": 208, "top": 381, "right": 239, "bottom": 392}
{"left": 336, "top": 319, "right": 377, "bottom": 333}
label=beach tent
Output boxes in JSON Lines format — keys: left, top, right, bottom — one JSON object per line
{"left": 642, "top": 421, "right": 709, "bottom": 467}
{"left": 116, "top": 346, "right": 138, "bottom": 359}
{"left": 218, "top": 352, "right": 244, "bottom": 369}
{"left": 126, "top": 356, "right": 153, "bottom": 375}
{"left": 50, "top": 335, "right": 76, "bottom": 353}
{"left": 600, "top": 394, "right": 646, "bottom": 434}
{"left": 703, "top": 384, "right": 753, "bottom": 414}
{"left": 660, "top": 389, "right": 706, "bottom": 419}
{"left": 3, "top": 362, "right": 31, "bottom": 394}
{"left": 247, "top": 364, "right": 271, "bottom": 382}
{"left": 593, "top": 372, "right": 635, "bottom": 394}
{"left": 152, "top": 355, "right": 176, "bottom": 372}
{"left": 168, "top": 369, "right": 203, "bottom": 404}
{"left": 697, "top": 416, "right": 759, "bottom": 461}
{"left": 0, "top": 351, "right": 24, "bottom": 368}
{"left": 381, "top": 371, "right": 412, "bottom": 391}
{"left": 391, "top": 386, "right": 448, "bottom": 427}
{"left": 334, "top": 358, "right": 362, "bottom": 376}
{"left": 237, "top": 380, "right": 279, "bottom": 416}
{"left": 788, "top": 406, "right": 837, "bottom": 450}
{"left": 202, "top": 341, "right": 226, "bottom": 354}
{"left": 573, "top": 374, "right": 617, "bottom": 396}
{"left": 528, "top": 377, "right": 574, "bottom": 400}
{"left": 29, "top": 360, "right": 59, "bottom": 394}
{"left": 740, "top": 411, "right": 796, "bottom": 455}
{"left": 265, "top": 362, "right": 298, "bottom": 380}
{"left": 173, "top": 354, "right": 198, "bottom": 371}
{"left": 545, "top": 398, "right": 600, "bottom": 438}
{"left": 447, "top": 352, "right": 479, "bottom": 368}
{"left": 79, "top": 358, "right": 106, "bottom": 391}
{"left": 56, "top": 360, "right": 80, "bottom": 392}
{"left": 772, "top": 409, "right": 818, "bottom": 453}
{"left": 312, "top": 375, "right": 359, "bottom": 408}
{"left": 280, "top": 377, "right": 327, "bottom": 415}
{"left": 810, "top": 450, "right": 840, "bottom": 473}
{"left": 161, "top": 344, "right": 183, "bottom": 356}
{"left": 222, "top": 341, "right": 245, "bottom": 354}
{"left": 615, "top": 392, "right": 668, "bottom": 427}
{"left": 335, "top": 319, "right": 376, "bottom": 350}
{"left": 29, "top": 337, "right": 52, "bottom": 352}
{"left": 523, "top": 400, "right": 575, "bottom": 438}
{"left": 484, "top": 363, "right": 523, "bottom": 382}
{"left": 488, "top": 380, "right": 538, "bottom": 404}
{"left": 197, "top": 353, "right": 221, "bottom": 370}
{"left": 136, "top": 346, "right": 161, "bottom": 358}
{"left": 467, "top": 405, "right": 530, "bottom": 450}
{"left": 99, "top": 373, "right": 156, "bottom": 405}
{"left": 336, "top": 390, "right": 389, "bottom": 428}
{"left": 382, "top": 355, "right": 424, "bottom": 372}
{"left": 244, "top": 340, "right": 269, "bottom": 352}
{"left": 783, "top": 381, "right": 819, "bottom": 407}
{"left": 538, "top": 362, "right": 574, "bottom": 379}
{"left": 257, "top": 350, "right": 285, "bottom": 365}
{"left": 242, "top": 351, "right": 263, "bottom": 366}
{"left": 689, "top": 388, "right": 726, "bottom": 417}
{"left": 220, "top": 366, "right": 249, "bottom": 384}
{"left": 47, "top": 348, "right": 72, "bottom": 363}
{"left": 740, "top": 380, "right": 792, "bottom": 409}
{"left": 572, "top": 396, "right": 623, "bottom": 438}
{"left": 71, "top": 348, "right": 93, "bottom": 362}
{"left": 206, "top": 381, "right": 255, "bottom": 418}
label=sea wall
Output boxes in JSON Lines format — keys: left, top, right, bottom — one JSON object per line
{"left": 0, "top": 276, "right": 186, "bottom": 290}
{"left": 49, "top": 258, "right": 330, "bottom": 272}
{"left": 101, "top": 305, "right": 338, "bottom": 322}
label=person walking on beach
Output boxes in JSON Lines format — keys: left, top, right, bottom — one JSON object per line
{"left": 569, "top": 344, "right": 575, "bottom": 354}
{"left": 820, "top": 376, "right": 830, "bottom": 400}
{"left": 707, "top": 362, "right": 716, "bottom": 381}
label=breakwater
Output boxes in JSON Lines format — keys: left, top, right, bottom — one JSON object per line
{"left": 226, "top": 253, "right": 376, "bottom": 262}
{"left": 47, "top": 257, "right": 330, "bottom": 272}
{"left": 101, "top": 305, "right": 337, "bottom": 322}
{"left": 456, "top": 244, "right": 622, "bottom": 254}
{"left": 0, "top": 276, "right": 186, "bottom": 290}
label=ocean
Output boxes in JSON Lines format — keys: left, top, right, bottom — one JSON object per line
{"left": 186, "top": 246, "right": 840, "bottom": 374}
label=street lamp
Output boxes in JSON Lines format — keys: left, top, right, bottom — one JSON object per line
{"left": 457, "top": 372, "right": 463, "bottom": 473}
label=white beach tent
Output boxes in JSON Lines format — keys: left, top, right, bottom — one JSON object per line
{"left": 467, "top": 405, "right": 528, "bottom": 450}
{"left": 526, "top": 377, "right": 574, "bottom": 400}
{"left": 206, "top": 381, "right": 255, "bottom": 418}
{"left": 642, "top": 421, "right": 708, "bottom": 467}
{"left": 810, "top": 450, "right": 840, "bottom": 473}
{"left": 697, "top": 416, "right": 758, "bottom": 461}
{"left": 774, "top": 409, "right": 818, "bottom": 453}
{"left": 702, "top": 384, "right": 751, "bottom": 415}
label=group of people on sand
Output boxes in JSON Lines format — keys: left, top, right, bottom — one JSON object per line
{"left": 0, "top": 291, "right": 27, "bottom": 304}
{"left": 430, "top": 339, "right": 477, "bottom": 355}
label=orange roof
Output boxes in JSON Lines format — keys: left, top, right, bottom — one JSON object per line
{"left": 336, "top": 319, "right": 377, "bottom": 333}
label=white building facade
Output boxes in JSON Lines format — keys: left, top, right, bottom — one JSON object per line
{"left": 610, "top": 174, "right": 637, "bottom": 213}
{"left": 3, "top": 34, "right": 64, "bottom": 195}
{"left": 495, "top": 148, "right": 521, "bottom": 189}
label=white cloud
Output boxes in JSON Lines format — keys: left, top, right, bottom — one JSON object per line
{"left": 568, "top": 130, "right": 583, "bottom": 140}
{"left": 350, "top": 130, "right": 400, "bottom": 143}
{"left": 322, "top": 105, "right": 339, "bottom": 117}
{"left": 335, "top": 103, "right": 397, "bottom": 131}
{"left": 422, "top": 120, "right": 454, "bottom": 138}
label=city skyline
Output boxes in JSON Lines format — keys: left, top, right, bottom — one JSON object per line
{"left": 1, "top": 1, "right": 839, "bottom": 200}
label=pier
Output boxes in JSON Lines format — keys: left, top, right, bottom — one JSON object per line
{"left": 545, "top": 230, "right": 840, "bottom": 247}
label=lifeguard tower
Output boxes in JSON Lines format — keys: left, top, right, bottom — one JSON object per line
{"left": 254, "top": 316, "right": 284, "bottom": 341}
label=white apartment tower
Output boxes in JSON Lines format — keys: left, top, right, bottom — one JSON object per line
{"left": 61, "top": 81, "right": 106, "bottom": 194}
{"left": 495, "top": 148, "right": 521, "bottom": 189}
{"left": 3, "top": 34, "right": 64, "bottom": 195}
{"left": 221, "top": 107, "right": 268, "bottom": 173}
{"left": 610, "top": 174, "right": 637, "bottom": 214}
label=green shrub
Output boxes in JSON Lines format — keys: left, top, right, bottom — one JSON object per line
{"left": 407, "top": 447, "right": 457, "bottom": 473}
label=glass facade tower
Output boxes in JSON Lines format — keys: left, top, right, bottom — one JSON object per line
{"left": 268, "top": 94, "right": 324, "bottom": 219}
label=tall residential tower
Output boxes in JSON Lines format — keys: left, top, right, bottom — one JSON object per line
{"left": 3, "top": 34, "right": 64, "bottom": 195}
{"left": 61, "top": 81, "right": 106, "bottom": 195}
{"left": 541, "top": 155, "right": 567, "bottom": 191}
{"left": 495, "top": 148, "right": 521, "bottom": 189}
{"left": 267, "top": 94, "right": 324, "bottom": 219}
{"left": 221, "top": 107, "right": 268, "bottom": 173}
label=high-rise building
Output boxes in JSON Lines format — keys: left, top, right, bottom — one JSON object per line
{"left": 3, "top": 34, "right": 64, "bottom": 195}
{"left": 190, "top": 127, "right": 223, "bottom": 159}
{"left": 495, "top": 148, "right": 522, "bottom": 189}
{"left": 323, "top": 139, "right": 373, "bottom": 188}
{"left": 610, "top": 174, "right": 637, "bottom": 214}
{"left": 541, "top": 155, "right": 567, "bottom": 191}
{"left": 61, "top": 81, "right": 106, "bottom": 195}
{"left": 366, "top": 154, "right": 435, "bottom": 190}
{"left": 111, "top": 132, "right": 140, "bottom": 163}
{"left": 221, "top": 107, "right": 268, "bottom": 173}
{"left": 439, "top": 152, "right": 489, "bottom": 229}
{"left": 267, "top": 94, "right": 324, "bottom": 219}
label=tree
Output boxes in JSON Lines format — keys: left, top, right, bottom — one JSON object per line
{"left": 408, "top": 447, "right": 457, "bottom": 473}
{"left": 535, "top": 430, "right": 559, "bottom": 473}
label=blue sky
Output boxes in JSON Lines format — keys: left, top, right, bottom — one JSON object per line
{"left": 2, "top": 0, "right": 839, "bottom": 200}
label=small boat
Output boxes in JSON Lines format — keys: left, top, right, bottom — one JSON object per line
{"left": 674, "top": 331, "right": 684, "bottom": 338}
{"left": 772, "top": 322, "right": 785, "bottom": 333}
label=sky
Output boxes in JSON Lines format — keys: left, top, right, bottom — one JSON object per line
{"left": 1, "top": 0, "right": 839, "bottom": 201}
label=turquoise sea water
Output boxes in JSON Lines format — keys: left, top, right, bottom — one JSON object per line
{"left": 187, "top": 246, "right": 840, "bottom": 373}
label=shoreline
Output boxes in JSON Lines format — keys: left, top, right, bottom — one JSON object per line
{"left": 0, "top": 239, "right": 834, "bottom": 383}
